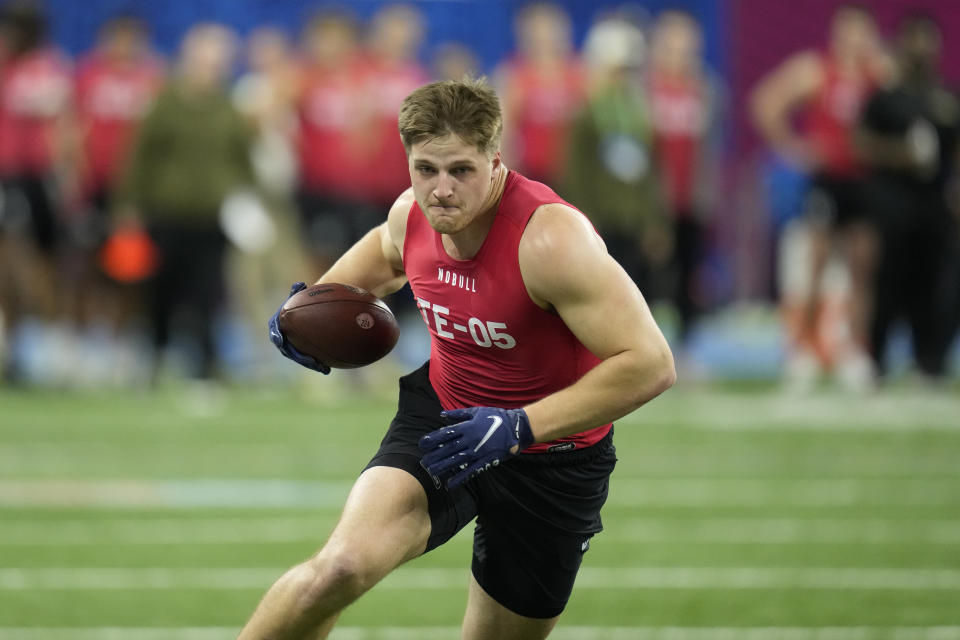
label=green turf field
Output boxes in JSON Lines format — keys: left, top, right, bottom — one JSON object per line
{"left": 1, "top": 381, "right": 959, "bottom": 639}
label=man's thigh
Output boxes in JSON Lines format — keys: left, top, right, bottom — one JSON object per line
{"left": 365, "top": 362, "right": 480, "bottom": 552}
{"left": 319, "top": 465, "right": 432, "bottom": 578}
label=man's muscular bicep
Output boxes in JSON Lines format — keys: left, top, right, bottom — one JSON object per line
{"left": 520, "top": 204, "right": 665, "bottom": 361}
{"left": 383, "top": 188, "right": 414, "bottom": 271}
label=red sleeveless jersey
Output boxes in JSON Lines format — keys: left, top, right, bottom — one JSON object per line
{"left": 804, "top": 53, "right": 877, "bottom": 178}
{"left": 502, "top": 58, "right": 586, "bottom": 183}
{"left": 0, "top": 48, "right": 72, "bottom": 175}
{"left": 402, "top": 170, "right": 612, "bottom": 453}
{"left": 74, "top": 52, "right": 164, "bottom": 192}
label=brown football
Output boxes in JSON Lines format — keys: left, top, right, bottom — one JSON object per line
{"left": 278, "top": 283, "right": 400, "bottom": 369}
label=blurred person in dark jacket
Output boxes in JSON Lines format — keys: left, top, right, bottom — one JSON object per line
{"left": 114, "top": 23, "right": 254, "bottom": 381}
{"left": 563, "top": 16, "right": 669, "bottom": 297}
{"left": 858, "top": 13, "right": 960, "bottom": 382}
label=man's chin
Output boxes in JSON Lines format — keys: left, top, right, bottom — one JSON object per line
{"left": 428, "top": 218, "right": 462, "bottom": 234}
{"left": 425, "top": 210, "right": 467, "bottom": 234}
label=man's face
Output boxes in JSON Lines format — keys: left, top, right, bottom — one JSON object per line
{"left": 831, "top": 8, "right": 878, "bottom": 59}
{"left": 408, "top": 133, "right": 500, "bottom": 235}
{"left": 900, "top": 22, "right": 940, "bottom": 76}
{"left": 103, "top": 25, "right": 146, "bottom": 62}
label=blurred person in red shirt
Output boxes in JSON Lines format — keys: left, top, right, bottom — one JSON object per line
{"left": 0, "top": 1, "right": 72, "bottom": 381}
{"left": 646, "top": 9, "right": 724, "bottom": 345}
{"left": 73, "top": 15, "right": 163, "bottom": 223}
{"left": 65, "top": 15, "right": 163, "bottom": 351}
{"left": 294, "top": 10, "right": 380, "bottom": 275}
{"left": 752, "top": 4, "right": 892, "bottom": 391}
{"left": 362, "top": 4, "right": 429, "bottom": 208}
{"left": 497, "top": 2, "right": 586, "bottom": 185}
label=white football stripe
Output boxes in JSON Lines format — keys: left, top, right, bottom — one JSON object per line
{"left": 1, "top": 477, "right": 956, "bottom": 508}
{"left": 2, "top": 567, "right": 960, "bottom": 591}
{"left": 1, "top": 627, "right": 959, "bottom": 640}
{"left": 624, "top": 389, "right": 960, "bottom": 432}
{"left": 4, "top": 516, "right": 960, "bottom": 546}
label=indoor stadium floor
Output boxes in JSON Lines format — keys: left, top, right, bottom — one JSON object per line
{"left": 1, "top": 382, "right": 959, "bottom": 639}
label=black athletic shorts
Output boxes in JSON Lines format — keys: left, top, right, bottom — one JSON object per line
{"left": 364, "top": 361, "right": 617, "bottom": 619}
{"left": 0, "top": 175, "right": 59, "bottom": 253}
{"left": 804, "top": 174, "right": 867, "bottom": 229}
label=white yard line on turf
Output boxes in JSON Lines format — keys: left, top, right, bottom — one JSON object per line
{"left": 1, "top": 627, "right": 960, "bottom": 640}
{"left": 4, "top": 516, "right": 960, "bottom": 546}
{"left": 2, "top": 567, "right": 960, "bottom": 591}
{"left": 627, "top": 390, "right": 960, "bottom": 432}
{"left": 1, "top": 477, "right": 957, "bottom": 508}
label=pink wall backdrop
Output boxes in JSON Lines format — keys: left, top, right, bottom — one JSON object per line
{"left": 730, "top": 0, "right": 960, "bottom": 157}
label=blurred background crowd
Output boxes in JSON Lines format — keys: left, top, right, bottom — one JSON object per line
{"left": 0, "top": 0, "right": 958, "bottom": 393}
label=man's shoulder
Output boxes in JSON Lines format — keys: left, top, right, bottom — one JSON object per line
{"left": 387, "top": 188, "right": 417, "bottom": 257}
{"left": 519, "top": 201, "right": 606, "bottom": 309}
{"left": 388, "top": 188, "right": 416, "bottom": 219}
{"left": 501, "top": 171, "right": 575, "bottom": 223}
{"left": 521, "top": 202, "right": 597, "bottom": 259}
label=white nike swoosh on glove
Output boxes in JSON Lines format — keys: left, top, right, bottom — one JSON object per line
{"left": 474, "top": 416, "right": 502, "bottom": 452}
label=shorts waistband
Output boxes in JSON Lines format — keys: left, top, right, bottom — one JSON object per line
{"left": 514, "top": 428, "right": 614, "bottom": 467}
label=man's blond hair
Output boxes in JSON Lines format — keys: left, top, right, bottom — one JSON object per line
{"left": 398, "top": 77, "right": 503, "bottom": 157}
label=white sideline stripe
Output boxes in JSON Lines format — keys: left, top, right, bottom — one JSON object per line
{"left": 627, "top": 389, "right": 960, "bottom": 432}
{"left": 0, "top": 516, "right": 334, "bottom": 545}
{"left": 3, "top": 567, "right": 960, "bottom": 591}
{"left": 2, "top": 477, "right": 957, "bottom": 508}
{"left": 4, "top": 444, "right": 960, "bottom": 478}
{"left": 608, "top": 478, "right": 960, "bottom": 508}
{"left": 616, "top": 517, "right": 960, "bottom": 545}
{"left": 5, "top": 516, "right": 960, "bottom": 546}
{"left": 2, "top": 628, "right": 960, "bottom": 640}
{"left": 0, "top": 479, "right": 352, "bottom": 508}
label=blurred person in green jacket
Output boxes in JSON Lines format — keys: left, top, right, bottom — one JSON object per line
{"left": 562, "top": 16, "right": 670, "bottom": 298}
{"left": 114, "top": 23, "right": 254, "bottom": 381}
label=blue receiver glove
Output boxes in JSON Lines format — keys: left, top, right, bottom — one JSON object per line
{"left": 268, "top": 282, "right": 331, "bottom": 374}
{"left": 419, "top": 406, "right": 535, "bottom": 488}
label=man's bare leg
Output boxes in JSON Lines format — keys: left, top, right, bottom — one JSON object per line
{"left": 460, "top": 575, "right": 559, "bottom": 640}
{"left": 238, "top": 466, "right": 432, "bottom": 640}
{"left": 802, "top": 223, "right": 831, "bottom": 341}
{"left": 843, "top": 221, "right": 878, "bottom": 346}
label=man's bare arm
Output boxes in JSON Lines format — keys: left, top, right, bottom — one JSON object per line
{"left": 856, "top": 120, "right": 939, "bottom": 175}
{"left": 750, "top": 51, "right": 823, "bottom": 169}
{"left": 519, "top": 204, "right": 676, "bottom": 443}
{"left": 315, "top": 190, "right": 412, "bottom": 298}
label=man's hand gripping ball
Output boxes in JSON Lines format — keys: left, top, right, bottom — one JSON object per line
{"left": 419, "top": 407, "right": 535, "bottom": 488}
{"left": 268, "top": 282, "right": 331, "bottom": 374}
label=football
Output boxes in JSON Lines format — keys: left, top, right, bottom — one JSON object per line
{"left": 278, "top": 283, "right": 400, "bottom": 369}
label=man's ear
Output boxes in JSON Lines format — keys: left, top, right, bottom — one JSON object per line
{"left": 491, "top": 151, "right": 502, "bottom": 178}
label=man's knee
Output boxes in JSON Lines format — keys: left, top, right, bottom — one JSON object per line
{"left": 298, "top": 545, "right": 381, "bottom": 613}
